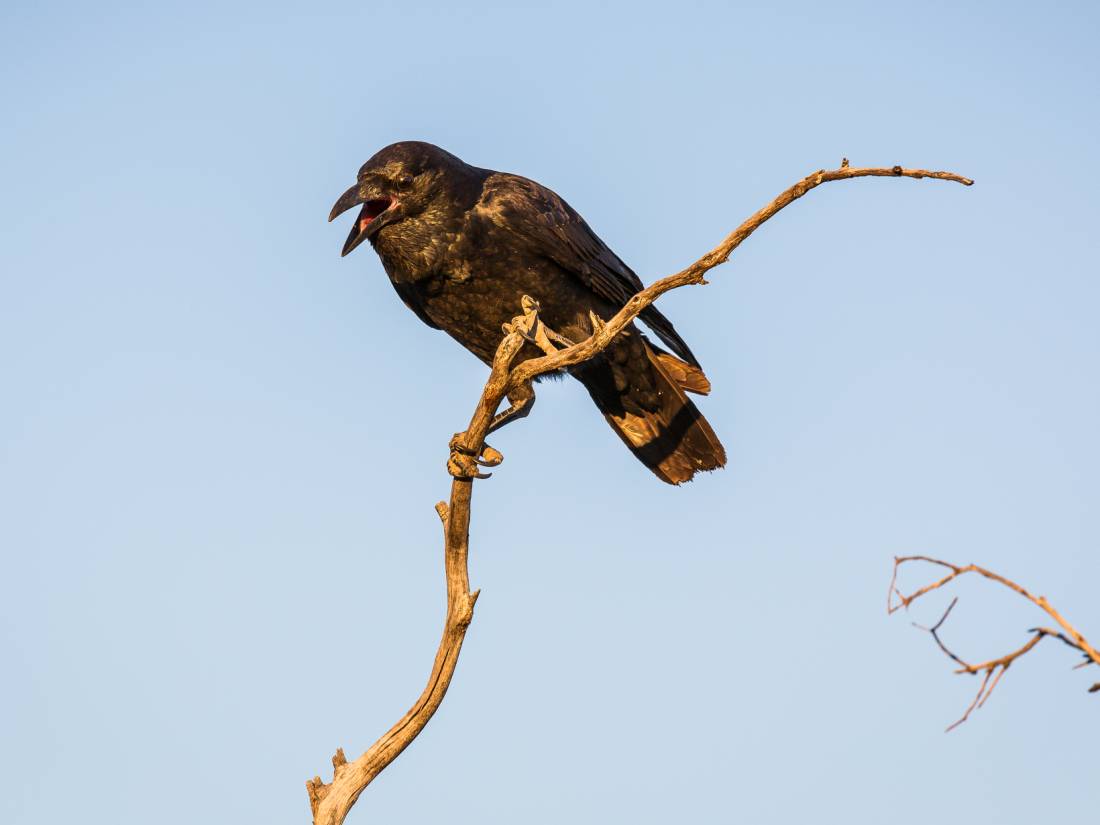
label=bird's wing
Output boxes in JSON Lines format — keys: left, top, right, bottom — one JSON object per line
{"left": 390, "top": 278, "right": 441, "bottom": 329}
{"left": 478, "top": 173, "right": 699, "bottom": 366}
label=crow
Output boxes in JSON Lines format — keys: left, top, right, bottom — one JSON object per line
{"left": 329, "top": 141, "right": 725, "bottom": 484}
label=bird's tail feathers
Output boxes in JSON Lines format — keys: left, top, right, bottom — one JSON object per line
{"left": 651, "top": 348, "right": 711, "bottom": 395}
{"left": 582, "top": 342, "right": 726, "bottom": 485}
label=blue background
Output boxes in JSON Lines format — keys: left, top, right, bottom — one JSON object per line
{"left": 2, "top": 1, "right": 1098, "bottom": 822}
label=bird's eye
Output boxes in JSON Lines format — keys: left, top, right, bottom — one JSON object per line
{"left": 397, "top": 174, "right": 414, "bottom": 189}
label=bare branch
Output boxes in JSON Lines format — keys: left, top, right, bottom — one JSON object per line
{"left": 306, "top": 331, "right": 524, "bottom": 825}
{"left": 506, "top": 164, "right": 972, "bottom": 391}
{"left": 947, "top": 667, "right": 995, "bottom": 733}
{"left": 912, "top": 597, "right": 971, "bottom": 670}
{"left": 889, "top": 555, "right": 1099, "bottom": 731}
{"left": 307, "top": 160, "right": 973, "bottom": 823}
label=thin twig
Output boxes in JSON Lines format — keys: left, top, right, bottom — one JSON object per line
{"left": 307, "top": 161, "right": 972, "bottom": 823}
{"left": 889, "top": 555, "right": 1099, "bottom": 731}
{"left": 913, "top": 597, "right": 970, "bottom": 670}
{"left": 946, "top": 668, "right": 995, "bottom": 733}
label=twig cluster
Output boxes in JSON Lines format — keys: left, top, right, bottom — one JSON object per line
{"left": 307, "top": 161, "right": 973, "bottom": 824}
{"left": 889, "top": 555, "right": 1100, "bottom": 731}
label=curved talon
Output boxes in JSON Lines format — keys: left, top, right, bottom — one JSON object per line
{"left": 448, "top": 432, "right": 503, "bottom": 479}
{"left": 447, "top": 451, "right": 492, "bottom": 480}
{"left": 477, "top": 445, "right": 503, "bottom": 467}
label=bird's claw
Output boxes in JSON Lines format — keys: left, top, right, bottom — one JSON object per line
{"left": 500, "top": 295, "right": 574, "bottom": 356}
{"left": 447, "top": 433, "right": 503, "bottom": 479}
{"left": 448, "top": 452, "right": 491, "bottom": 479}
{"left": 476, "top": 444, "right": 504, "bottom": 466}
{"left": 502, "top": 295, "right": 543, "bottom": 344}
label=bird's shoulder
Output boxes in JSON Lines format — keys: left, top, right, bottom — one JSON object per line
{"left": 472, "top": 172, "right": 573, "bottom": 229}
{"left": 464, "top": 171, "right": 699, "bottom": 367}
{"left": 468, "top": 172, "right": 645, "bottom": 300}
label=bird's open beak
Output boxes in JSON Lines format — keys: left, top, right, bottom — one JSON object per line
{"left": 328, "top": 182, "right": 398, "bottom": 257}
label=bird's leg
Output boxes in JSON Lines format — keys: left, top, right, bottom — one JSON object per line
{"left": 542, "top": 327, "right": 575, "bottom": 349}
{"left": 447, "top": 383, "right": 533, "bottom": 478}
{"left": 447, "top": 296, "right": 568, "bottom": 480}
{"left": 487, "top": 381, "right": 535, "bottom": 435}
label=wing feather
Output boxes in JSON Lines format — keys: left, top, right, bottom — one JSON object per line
{"left": 478, "top": 173, "right": 700, "bottom": 366}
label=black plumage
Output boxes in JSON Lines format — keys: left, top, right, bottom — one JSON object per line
{"left": 329, "top": 141, "right": 725, "bottom": 484}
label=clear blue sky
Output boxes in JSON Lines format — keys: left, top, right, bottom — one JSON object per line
{"left": 2, "top": 1, "right": 1098, "bottom": 822}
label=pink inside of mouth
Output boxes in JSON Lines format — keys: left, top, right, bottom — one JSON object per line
{"left": 358, "top": 198, "right": 393, "bottom": 232}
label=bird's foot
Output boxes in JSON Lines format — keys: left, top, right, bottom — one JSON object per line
{"left": 502, "top": 295, "right": 574, "bottom": 356}
{"left": 501, "top": 296, "right": 542, "bottom": 341}
{"left": 447, "top": 432, "right": 503, "bottom": 480}
{"left": 488, "top": 382, "right": 536, "bottom": 435}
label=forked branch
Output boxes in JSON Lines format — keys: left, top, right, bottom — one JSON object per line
{"left": 307, "top": 161, "right": 973, "bottom": 824}
{"left": 889, "top": 555, "right": 1100, "bottom": 731}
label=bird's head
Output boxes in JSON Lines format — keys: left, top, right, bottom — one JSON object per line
{"left": 328, "top": 141, "right": 466, "bottom": 257}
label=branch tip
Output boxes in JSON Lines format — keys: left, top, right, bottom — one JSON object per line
{"left": 890, "top": 555, "right": 1099, "bottom": 729}
{"left": 504, "top": 161, "right": 972, "bottom": 391}
{"left": 307, "top": 776, "right": 328, "bottom": 814}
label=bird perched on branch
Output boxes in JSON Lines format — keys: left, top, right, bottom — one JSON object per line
{"left": 329, "top": 141, "right": 725, "bottom": 484}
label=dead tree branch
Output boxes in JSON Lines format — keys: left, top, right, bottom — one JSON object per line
{"left": 307, "top": 161, "right": 973, "bottom": 824}
{"left": 889, "top": 555, "right": 1100, "bottom": 731}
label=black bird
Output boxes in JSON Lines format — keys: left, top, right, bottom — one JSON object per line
{"left": 329, "top": 141, "right": 726, "bottom": 484}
